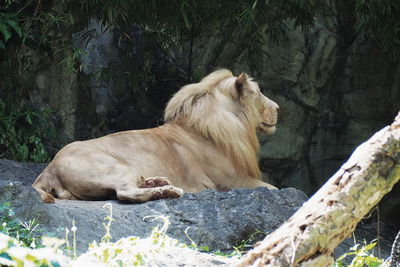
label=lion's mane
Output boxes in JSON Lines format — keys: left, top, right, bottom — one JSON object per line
{"left": 164, "top": 69, "right": 261, "bottom": 179}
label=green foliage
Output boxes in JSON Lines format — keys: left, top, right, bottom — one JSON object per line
{"left": 0, "top": 202, "right": 40, "bottom": 248}
{"left": 356, "top": 0, "right": 400, "bottom": 61}
{"left": 83, "top": 0, "right": 319, "bottom": 38}
{"left": 0, "top": 2, "right": 64, "bottom": 163}
{"left": 0, "top": 11, "right": 22, "bottom": 49}
{"left": 334, "top": 241, "right": 386, "bottom": 267}
{"left": 0, "top": 101, "right": 56, "bottom": 163}
{"left": 82, "top": 0, "right": 321, "bottom": 67}
{"left": 57, "top": 47, "right": 84, "bottom": 75}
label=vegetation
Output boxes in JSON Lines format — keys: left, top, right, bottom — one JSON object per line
{"left": 356, "top": 0, "right": 400, "bottom": 61}
{"left": 0, "top": 101, "right": 55, "bottom": 162}
{"left": 0, "top": 201, "right": 40, "bottom": 248}
{"left": 81, "top": 0, "right": 320, "bottom": 76}
{"left": 335, "top": 241, "right": 386, "bottom": 267}
{"left": 0, "top": 202, "right": 391, "bottom": 266}
{"left": 0, "top": 11, "right": 21, "bottom": 49}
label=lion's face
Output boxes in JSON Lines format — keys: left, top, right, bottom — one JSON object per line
{"left": 234, "top": 73, "right": 279, "bottom": 135}
{"left": 253, "top": 87, "right": 279, "bottom": 135}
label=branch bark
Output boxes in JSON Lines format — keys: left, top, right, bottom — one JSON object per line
{"left": 390, "top": 230, "right": 400, "bottom": 267}
{"left": 237, "top": 111, "right": 400, "bottom": 267}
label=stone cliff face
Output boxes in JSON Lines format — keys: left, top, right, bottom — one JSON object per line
{"left": 20, "top": 9, "right": 400, "bottom": 220}
{"left": 255, "top": 23, "right": 400, "bottom": 193}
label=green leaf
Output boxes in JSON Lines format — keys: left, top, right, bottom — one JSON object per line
{"left": 6, "top": 20, "right": 22, "bottom": 37}
{"left": 199, "top": 245, "right": 209, "bottom": 251}
{"left": 25, "top": 113, "right": 32, "bottom": 125}
{"left": 180, "top": 2, "right": 190, "bottom": 29}
{"left": 364, "top": 242, "right": 376, "bottom": 251}
{"left": 19, "top": 145, "right": 29, "bottom": 161}
{"left": 252, "top": 0, "right": 258, "bottom": 9}
{"left": 25, "top": 254, "right": 37, "bottom": 262}
{"left": 0, "top": 24, "right": 11, "bottom": 41}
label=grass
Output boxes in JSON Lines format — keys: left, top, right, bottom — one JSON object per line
{"left": 0, "top": 201, "right": 392, "bottom": 266}
{"left": 0, "top": 201, "right": 41, "bottom": 248}
{"left": 334, "top": 241, "right": 387, "bottom": 267}
{"left": 0, "top": 202, "right": 237, "bottom": 266}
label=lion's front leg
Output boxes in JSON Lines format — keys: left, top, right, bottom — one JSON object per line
{"left": 116, "top": 176, "right": 183, "bottom": 202}
{"left": 116, "top": 186, "right": 183, "bottom": 202}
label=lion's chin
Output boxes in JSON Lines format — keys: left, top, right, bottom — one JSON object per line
{"left": 257, "top": 123, "right": 276, "bottom": 135}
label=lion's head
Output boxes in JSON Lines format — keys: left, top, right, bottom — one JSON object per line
{"left": 164, "top": 69, "right": 279, "bottom": 178}
{"left": 233, "top": 72, "right": 279, "bottom": 135}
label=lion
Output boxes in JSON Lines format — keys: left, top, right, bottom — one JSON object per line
{"left": 32, "top": 69, "right": 279, "bottom": 203}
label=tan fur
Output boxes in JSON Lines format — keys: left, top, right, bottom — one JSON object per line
{"left": 32, "top": 69, "right": 279, "bottom": 203}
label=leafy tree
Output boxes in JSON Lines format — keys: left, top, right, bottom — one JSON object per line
{"left": 356, "top": 0, "right": 400, "bottom": 61}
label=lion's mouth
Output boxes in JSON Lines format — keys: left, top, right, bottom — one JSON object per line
{"left": 257, "top": 122, "right": 277, "bottom": 134}
{"left": 261, "top": 122, "right": 276, "bottom": 128}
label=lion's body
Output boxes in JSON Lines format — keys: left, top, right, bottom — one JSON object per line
{"left": 33, "top": 69, "right": 279, "bottom": 203}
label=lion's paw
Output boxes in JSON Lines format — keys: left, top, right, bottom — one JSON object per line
{"left": 151, "top": 186, "right": 183, "bottom": 200}
{"left": 139, "top": 176, "right": 171, "bottom": 188}
{"left": 43, "top": 192, "right": 55, "bottom": 204}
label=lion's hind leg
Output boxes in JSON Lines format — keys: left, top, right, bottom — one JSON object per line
{"left": 33, "top": 182, "right": 78, "bottom": 203}
{"left": 33, "top": 169, "right": 56, "bottom": 203}
{"left": 33, "top": 166, "right": 78, "bottom": 203}
{"left": 33, "top": 185, "right": 55, "bottom": 204}
{"left": 53, "top": 187, "right": 78, "bottom": 200}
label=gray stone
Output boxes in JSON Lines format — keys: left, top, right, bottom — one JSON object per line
{"left": 73, "top": 18, "right": 120, "bottom": 117}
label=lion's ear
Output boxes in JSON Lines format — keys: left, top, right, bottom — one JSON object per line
{"left": 235, "top": 72, "right": 248, "bottom": 97}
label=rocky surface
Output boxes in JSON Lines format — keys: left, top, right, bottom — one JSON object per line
{"left": 0, "top": 159, "right": 307, "bottom": 255}
{"left": 0, "top": 159, "right": 397, "bottom": 263}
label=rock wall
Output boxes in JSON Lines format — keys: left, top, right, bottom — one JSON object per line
{"left": 185, "top": 19, "right": 400, "bottom": 194}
